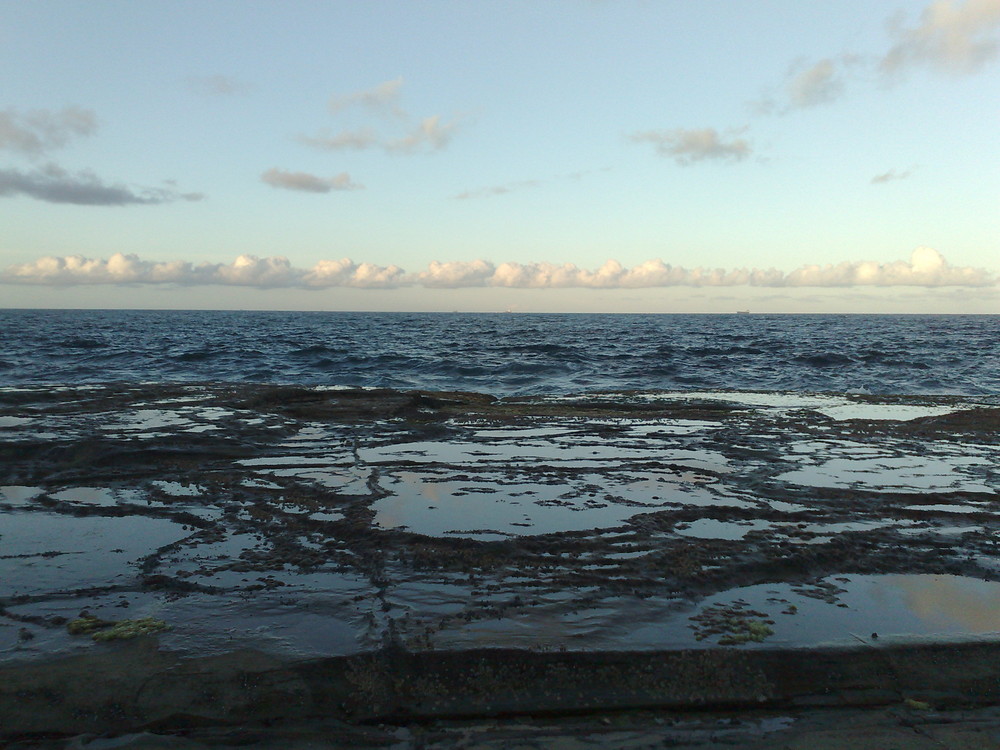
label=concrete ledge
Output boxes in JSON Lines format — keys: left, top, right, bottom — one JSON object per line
{"left": 3, "top": 640, "right": 1000, "bottom": 740}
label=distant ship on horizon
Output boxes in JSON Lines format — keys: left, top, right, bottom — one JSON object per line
{"left": 736, "top": 309, "right": 750, "bottom": 315}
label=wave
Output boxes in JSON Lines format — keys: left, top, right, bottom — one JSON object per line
{"left": 59, "top": 337, "right": 107, "bottom": 349}
{"left": 1, "top": 311, "right": 998, "bottom": 397}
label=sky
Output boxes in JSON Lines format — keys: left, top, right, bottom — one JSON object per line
{"left": 1, "top": 0, "right": 998, "bottom": 313}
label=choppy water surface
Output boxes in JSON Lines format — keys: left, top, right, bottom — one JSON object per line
{"left": 1, "top": 309, "right": 998, "bottom": 395}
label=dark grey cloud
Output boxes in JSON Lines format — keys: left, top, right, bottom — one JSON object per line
{"left": 0, "top": 164, "right": 204, "bottom": 206}
{"left": 0, "top": 106, "right": 97, "bottom": 155}
{"left": 260, "top": 167, "right": 363, "bottom": 193}
{"left": 628, "top": 127, "right": 752, "bottom": 165}
{"left": 871, "top": 167, "right": 915, "bottom": 184}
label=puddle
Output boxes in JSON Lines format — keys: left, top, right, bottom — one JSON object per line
{"left": 50, "top": 487, "right": 145, "bottom": 506}
{"left": 0, "top": 486, "right": 43, "bottom": 506}
{"left": 151, "top": 481, "right": 204, "bottom": 497}
{"left": 238, "top": 455, "right": 351, "bottom": 467}
{"left": 472, "top": 427, "right": 575, "bottom": 439}
{"left": 362, "top": 440, "right": 731, "bottom": 472}
{"left": 266, "top": 467, "right": 371, "bottom": 493}
{"left": 765, "top": 500, "right": 810, "bottom": 513}
{"left": 800, "top": 520, "right": 903, "bottom": 534}
{"left": 902, "top": 503, "right": 991, "bottom": 514}
{"left": 112, "top": 409, "right": 198, "bottom": 433}
{"left": 612, "top": 474, "right": 750, "bottom": 509}
{"left": 310, "top": 511, "right": 344, "bottom": 522}
{"left": 621, "top": 392, "right": 968, "bottom": 422}
{"left": 2, "top": 581, "right": 372, "bottom": 660}
{"left": 242, "top": 478, "right": 283, "bottom": 489}
{"left": 625, "top": 420, "right": 719, "bottom": 436}
{"left": 575, "top": 574, "right": 1000, "bottom": 651}
{"left": 281, "top": 425, "right": 338, "bottom": 445}
{"left": 197, "top": 407, "right": 233, "bottom": 421}
{"left": 151, "top": 590, "right": 371, "bottom": 657}
{"left": 685, "top": 574, "right": 1000, "bottom": 647}
{"left": 898, "top": 525, "right": 981, "bottom": 536}
{"left": 674, "top": 519, "right": 773, "bottom": 540}
{"left": 0, "top": 511, "right": 190, "bottom": 597}
{"left": 815, "top": 404, "right": 966, "bottom": 421}
{"left": 652, "top": 391, "right": 848, "bottom": 410}
{"left": 778, "top": 455, "right": 993, "bottom": 494}
{"left": 373, "top": 472, "right": 651, "bottom": 538}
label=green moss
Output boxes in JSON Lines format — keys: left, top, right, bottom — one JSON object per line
{"left": 92, "top": 617, "right": 170, "bottom": 641}
{"left": 717, "top": 619, "right": 774, "bottom": 645}
{"left": 747, "top": 620, "right": 774, "bottom": 639}
{"left": 66, "top": 614, "right": 111, "bottom": 635}
{"left": 67, "top": 615, "right": 170, "bottom": 641}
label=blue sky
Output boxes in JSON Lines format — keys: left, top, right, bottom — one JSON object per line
{"left": 1, "top": 0, "right": 998, "bottom": 312}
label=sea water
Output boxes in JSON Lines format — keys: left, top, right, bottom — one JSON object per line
{"left": 1, "top": 309, "right": 998, "bottom": 396}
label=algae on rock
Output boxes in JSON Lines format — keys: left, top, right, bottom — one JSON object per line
{"left": 66, "top": 614, "right": 170, "bottom": 641}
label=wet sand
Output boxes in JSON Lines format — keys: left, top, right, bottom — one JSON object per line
{"left": 2, "top": 385, "right": 1000, "bottom": 745}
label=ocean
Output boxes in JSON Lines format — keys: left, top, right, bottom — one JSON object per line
{"left": 1, "top": 309, "right": 998, "bottom": 395}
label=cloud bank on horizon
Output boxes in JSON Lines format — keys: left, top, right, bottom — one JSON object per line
{"left": 3, "top": 248, "right": 992, "bottom": 290}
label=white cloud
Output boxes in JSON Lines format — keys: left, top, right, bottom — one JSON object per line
{"left": 345, "top": 262, "right": 407, "bottom": 288}
{"left": 783, "top": 247, "right": 991, "bottom": 286}
{"left": 386, "top": 115, "right": 458, "bottom": 154}
{"left": 329, "top": 77, "right": 405, "bottom": 117}
{"left": 0, "top": 253, "right": 195, "bottom": 285}
{"left": 260, "top": 168, "right": 363, "bottom": 193}
{"left": 301, "top": 258, "right": 406, "bottom": 288}
{"left": 209, "top": 255, "right": 299, "bottom": 286}
{"left": 0, "top": 164, "right": 204, "bottom": 205}
{"left": 628, "top": 128, "right": 752, "bottom": 165}
{"left": 755, "top": 0, "right": 1000, "bottom": 115}
{"left": 1, "top": 253, "right": 405, "bottom": 289}
{"left": 0, "top": 106, "right": 97, "bottom": 155}
{"left": 787, "top": 59, "right": 844, "bottom": 108}
{"left": 301, "top": 116, "right": 459, "bottom": 155}
{"left": 488, "top": 259, "right": 785, "bottom": 288}
{"left": 3, "top": 248, "right": 991, "bottom": 289}
{"left": 300, "top": 78, "right": 460, "bottom": 155}
{"left": 751, "top": 54, "right": 865, "bottom": 114}
{"left": 882, "top": 0, "right": 1000, "bottom": 76}
{"left": 415, "top": 260, "right": 496, "bottom": 287}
